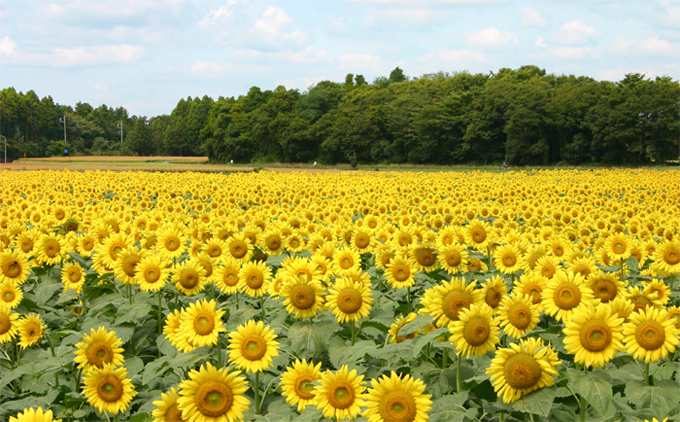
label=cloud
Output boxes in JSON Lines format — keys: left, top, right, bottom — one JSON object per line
{"left": 342, "top": 0, "right": 504, "bottom": 4}
{"left": 519, "top": 7, "right": 547, "bottom": 28}
{"left": 418, "top": 48, "right": 488, "bottom": 68}
{"left": 463, "top": 27, "right": 517, "bottom": 48}
{"left": 638, "top": 34, "right": 679, "bottom": 56}
{"left": 554, "top": 20, "right": 598, "bottom": 45}
{"left": 550, "top": 46, "right": 600, "bottom": 61}
{"left": 534, "top": 36, "right": 547, "bottom": 48}
{"left": 0, "top": 36, "right": 16, "bottom": 55}
{"left": 199, "top": 1, "right": 237, "bottom": 26}
{"left": 190, "top": 61, "right": 225, "bottom": 74}
{"left": 255, "top": 6, "right": 306, "bottom": 43}
{"left": 52, "top": 44, "right": 146, "bottom": 66}
{"left": 287, "top": 46, "right": 328, "bottom": 64}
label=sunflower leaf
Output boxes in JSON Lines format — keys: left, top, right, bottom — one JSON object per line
{"left": 624, "top": 379, "right": 680, "bottom": 419}
{"left": 412, "top": 327, "right": 449, "bottom": 359}
{"left": 567, "top": 367, "right": 612, "bottom": 417}
{"left": 511, "top": 385, "right": 557, "bottom": 417}
{"left": 398, "top": 314, "right": 434, "bottom": 336}
{"left": 429, "top": 392, "right": 476, "bottom": 422}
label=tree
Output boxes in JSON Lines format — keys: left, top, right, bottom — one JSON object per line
{"left": 127, "top": 117, "right": 154, "bottom": 156}
{"left": 389, "top": 67, "right": 406, "bottom": 83}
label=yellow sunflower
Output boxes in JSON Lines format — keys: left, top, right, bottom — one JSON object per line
{"left": 163, "top": 309, "right": 194, "bottom": 353}
{"left": 176, "top": 362, "right": 250, "bottom": 422}
{"left": 333, "top": 247, "right": 361, "bottom": 277}
{"left": 313, "top": 365, "right": 366, "bottom": 421}
{"left": 156, "top": 226, "right": 188, "bottom": 260}
{"left": 60, "top": 261, "right": 85, "bottom": 293}
{"left": 0, "top": 307, "right": 20, "bottom": 344}
{"left": 81, "top": 363, "right": 138, "bottom": 415}
{"left": 587, "top": 270, "right": 625, "bottom": 304}
{"left": 437, "top": 244, "right": 468, "bottom": 274}
{"left": 35, "top": 234, "right": 68, "bottom": 266}
{"left": 533, "top": 255, "right": 560, "bottom": 280}
{"left": 0, "top": 250, "right": 31, "bottom": 284}
{"left": 384, "top": 254, "right": 416, "bottom": 289}
{"left": 214, "top": 258, "right": 241, "bottom": 295}
{"left": 480, "top": 275, "right": 508, "bottom": 313}
{"left": 497, "top": 293, "right": 541, "bottom": 340}
{"left": 17, "top": 313, "right": 44, "bottom": 349}
{"left": 261, "top": 229, "right": 284, "bottom": 256}
{"left": 645, "top": 279, "right": 671, "bottom": 306}
{"left": 605, "top": 296, "right": 635, "bottom": 323}
{"left": 204, "top": 238, "right": 228, "bottom": 261}
{"left": 280, "top": 275, "right": 326, "bottom": 319}
{"left": 96, "top": 232, "right": 132, "bottom": 269}
{"left": 493, "top": 244, "right": 524, "bottom": 274}
{"left": 0, "top": 280, "right": 23, "bottom": 309}
{"left": 603, "top": 233, "right": 632, "bottom": 262}
{"left": 237, "top": 260, "right": 272, "bottom": 298}
{"left": 668, "top": 305, "right": 680, "bottom": 330}
{"left": 280, "top": 359, "right": 323, "bottom": 412}
{"left": 279, "top": 256, "right": 322, "bottom": 283}
{"left": 569, "top": 257, "right": 598, "bottom": 279}
{"left": 563, "top": 303, "right": 624, "bottom": 368}
{"left": 179, "top": 299, "right": 226, "bottom": 348}
{"left": 408, "top": 242, "right": 438, "bottom": 273}
{"left": 172, "top": 258, "right": 207, "bottom": 296}
{"left": 388, "top": 312, "right": 421, "bottom": 343}
{"left": 465, "top": 219, "right": 491, "bottom": 250}
{"left": 8, "top": 407, "right": 62, "bottom": 422}
{"left": 652, "top": 239, "right": 680, "bottom": 275}
{"left": 350, "top": 227, "right": 374, "bottom": 254}
{"left": 73, "top": 326, "right": 125, "bottom": 370}
{"left": 419, "top": 278, "right": 484, "bottom": 328}
{"left": 625, "top": 286, "right": 664, "bottom": 314}
{"left": 135, "top": 254, "right": 172, "bottom": 292}
{"left": 113, "top": 246, "right": 147, "bottom": 285}
{"left": 363, "top": 371, "right": 433, "bottom": 422}
{"left": 622, "top": 306, "right": 680, "bottom": 363}
{"left": 227, "top": 319, "right": 279, "bottom": 373}
{"left": 151, "top": 387, "right": 186, "bottom": 422}
{"left": 522, "top": 244, "right": 547, "bottom": 273}
{"left": 326, "top": 278, "right": 374, "bottom": 324}
{"left": 196, "top": 252, "right": 218, "bottom": 285}
{"left": 448, "top": 303, "right": 500, "bottom": 358}
{"left": 542, "top": 271, "right": 594, "bottom": 322}
{"left": 486, "top": 337, "right": 561, "bottom": 403}
{"left": 226, "top": 233, "right": 254, "bottom": 264}
{"left": 512, "top": 272, "right": 547, "bottom": 310}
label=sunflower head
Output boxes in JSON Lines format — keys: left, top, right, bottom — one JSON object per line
{"left": 227, "top": 319, "right": 279, "bottom": 373}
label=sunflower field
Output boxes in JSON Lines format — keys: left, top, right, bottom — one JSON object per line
{"left": 0, "top": 169, "right": 679, "bottom": 422}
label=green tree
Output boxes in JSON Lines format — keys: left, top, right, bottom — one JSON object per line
{"left": 389, "top": 67, "right": 407, "bottom": 83}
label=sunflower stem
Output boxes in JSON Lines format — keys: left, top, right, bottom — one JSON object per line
{"left": 455, "top": 352, "right": 461, "bottom": 393}
{"left": 114, "top": 414, "right": 119, "bottom": 422}
{"left": 216, "top": 333, "right": 223, "bottom": 368}
{"left": 644, "top": 361, "right": 650, "bottom": 386}
{"left": 254, "top": 371, "right": 261, "bottom": 414}
{"left": 406, "top": 287, "right": 412, "bottom": 313}
{"left": 442, "top": 347, "right": 448, "bottom": 369}
{"left": 579, "top": 395, "right": 586, "bottom": 422}
{"left": 260, "top": 296, "right": 266, "bottom": 320}
{"left": 46, "top": 334, "right": 60, "bottom": 388}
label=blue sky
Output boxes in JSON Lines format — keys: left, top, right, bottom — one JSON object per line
{"left": 1, "top": 0, "right": 678, "bottom": 117}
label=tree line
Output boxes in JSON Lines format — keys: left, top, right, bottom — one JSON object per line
{"left": 1, "top": 65, "right": 678, "bottom": 165}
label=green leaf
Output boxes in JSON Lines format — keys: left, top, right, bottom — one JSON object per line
{"left": 625, "top": 379, "right": 680, "bottom": 418}
{"left": 327, "top": 336, "right": 348, "bottom": 369}
{"left": 429, "top": 392, "right": 476, "bottom": 422}
{"left": 398, "top": 314, "right": 434, "bottom": 336}
{"left": 126, "top": 357, "right": 145, "bottom": 378}
{"left": 567, "top": 368, "right": 612, "bottom": 417}
{"left": 142, "top": 357, "right": 170, "bottom": 386}
{"left": 34, "top": 280, "right": 63, "bottom": 304}
{"left": 369, "top": 342, "right": 413, "bottom": 363}
{"left": 287, "top": 318, "right": 339, "bottom": 358}
{"left": 412, "top": 328, "right": 449, "bottom": 359}
{"left": 157, "top": 333, "right": 178, "bottom": 357}
{"left": 511, "top": 386, "right": 557, "bottom": 417}
{"left": 115, "top": 296, "right": 153, "bottom": 325}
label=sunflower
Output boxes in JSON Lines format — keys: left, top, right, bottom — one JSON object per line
{"left": 151, "top": 387, "right": 186, "bottom": 422}
{"left": 203, "top": 238, "right": 228, "bottom": 261}
{"left": 237, "top": 260, "right": 272, "bottom": 298}
{"left": 419, "top": 278, "right": 484, "bottom": 328}
{"left": 15, "top": 230, "right": 39, "bottom": 255}
{"left": 523, "top": 244, "right": 547, "bottom": 273}
{"left": 363, "top": 371, "right": 432, "bottom": 422}
{"left": 384, "top": 254, "right": 416, "bottom": 289}
{"left": 465, "top": 219, "right": 492, "bottom": 250}
{"left": 493, "top": 244, "right": 524, "bottom": 274}
{"left": 587, "top": 270, "right": 625, "bottom": 304}
{"left": 176, "top": 362, "right": 250, "bottom": 422}
{"left": 0, "top": 250, "right": 31, "bottom": 284}
{"left": 172, "top": 258, "right": 207, "bottom": 296}
{"left": 486, "top": 337, "right": 561, "bottom": 403}
{"left": 548, "top": 236, "right": 571, "bottom": 259}
{"left": 196, "top": 253, "right": 218, "bottom": 284}
{"left": 622, "top": 306, "right": 680, "bottom": 363}
{"left": 280, "top": 275, "right": 326, "bottom": 319}
{"left": 467, "top": 258, "right": 488, "bottom": 273}
{"left": 437, "top": 244, "right": 468, "bottom": 274}
{"left": 156, "top": 226, "right": 188, "bottom": 260}
{"left": 113, "top": 246, "right": 147, "bottom": 285}
{"left": 97, "top": 232, "right": 132, "bottom": 268}
{"left": 17, "top": 313, "right": 44, "bottom": 349}
{"left": 563, "top": 303, "right": 624, "bottom": 368}
{"left": 533, "top": 255, "right": 560, "bottom": 280}
{"left": 8, "top": 407, "right": 62, "bottom": 422}
{"left": 408, "top": 242, "right": 438, "bottom": 273}
{"left": 285, "top": 230, "right": 307, "bottom": 253}
{"left": 261, "top": 229, "right": 284, "bottom": 256}
{"left": 497, "top": 293, "right": 541, "bottom": 340}
{"left": 179, "top": 299, "right": 226, "bottom": 348}
{"left": 542, "top": 271, "right": 593, "bottom": 322}
{"left": 81, "top": 363, "right": 138, "bottom": 415}
{"left": 645, "top": 279, "right": 671, "bottom": 306}
{"left": 227, "top": 319, "right": 279, "bottom": 373}
{"left": 388, "top": 312, "right": 421, "bottom": 343}
{"left": 73, "top": 326, "right": 125, "bottom": 370}
{"left": 0, "top": 280, "right": 23, "bottom": 309}
{"left": 333, "top": 247, "right": 361, "bottom": 277}
{"left": 311, "top": 253, "right": 333, "bottom": 285}
{"left": 280, "top": 359, "right": 323, "bottom": 412}
{"left": 603, "top": 233, "right": 632, "bottom": 262}
{"left": 163, "top": 309, "right": 194, "bottom": 353}
{"left": 350, "top": 228, "right": 374, "bottom": 254}
{"left": 135, "top": 254, "right": 172, "bottom": 292}
{"left": 625, "top": 286, "right": 664, "bottom": 314}
{"left": 0, "top": 307, "right": 20, "bottom": 344}
{"left": 326, "top": 278, "right": 373, "bottom": 324}
{"left": 214, "top": 258, "right": 241, "bottom": 295}
{"left": 652, "top": 239, "right": 680, "bottom": 275}
{"left": 448, "top": 303, "right": 500, "bottom": 358}
{"left": 512, "top": 273, "right": 547, "bottom": 309}
{"left": 569, "top": 257, "right": 597, "bottom": 279}
{"left": 314, "top": 365, "right": 366, "bottom": 421}
{"left": 480, "top": 275, "right": 508, "bottom": 313}
{"left": 279, "top": 256, "right": 322, "bottom": 283}
{"left": 605, "top": 296, "right": 635, "bottom": 323}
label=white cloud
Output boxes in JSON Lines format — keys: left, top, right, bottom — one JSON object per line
{"left": 550, "top": 46, "right": 600, "bottom": 61}
{"left": 418, "top": 48, "right": 488, "bottom": 67}
{"left": 199, "top": 1, "right": 238, "bottom": 26}
{"left": 463, "top": 27, "right": 517, "bottom": 48}
{"left": 255, "top": 6, "right": 306, "bottom": 43}
{"left": 338, "top": 53, "right": 384, "bottom": 68}
{"left": 51, "top": 44, "right": 146, "bottom": 66}
{"left": 190, "top": 60, "right": 225, "bottom": 74}
{"left": 287, "top": 46, "right": 328, "bottom": 64}
{"left": 534, "top": 36, "right": 547, "bottom": 48}
{"left": 638, "top": 34, "right": 679, "bottom": 56}
{"left": 554, "top": 20, "right": 598, "bottom": 45}
{"left": 520, "top": 7, "right": 547, "bottom": 28}
{"left": 0, "top": 36, "right": 16, "bottom": 55}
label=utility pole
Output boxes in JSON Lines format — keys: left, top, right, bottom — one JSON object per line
{"left": 59, "top": 114, "right": 67, "bottom": 146}
{"left": 117, "top": 121, "right": 123, "bottom": 144}
{"left": 1, "top": 135, "right": 6, "bottom": 164}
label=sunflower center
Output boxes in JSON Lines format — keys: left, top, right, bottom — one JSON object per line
{"left": 86, "top": 340, "right": 113, "bottom": 367}
{"left": 442, "top": 290, "right": 473, "bottom": 322}
{"left": 337, "top": 288, "right": 363, "bottom": 314}
{"left": 165, "top": 237, "right": 181, "bottom": 251}
{"left": 144, "top": 266, "right": 161, "bottom": 283}
{"left": 503, "top": 254, "right": 517, "bottom": 267}
{"left": 392, "top": 264, "right": 411, "bottom": 282}
{"left": 574, "top": 265, "right": 591, "bottom": 277}
{"left": 508, "top": 303, "right": 532, "bottom": 329}
{"left": 553, "top": 284, "right": 581, "bottom": 310}
{"left": 208, "top": 246, "right": 222, "bottom": 258}
{"left": 121, "top": 255, "right": 140, "bottom": 277}
{"left": 398, "top": 234, "right": 412, "bottom": 246}
{"left": 230, "top": 241, "right": 248, "bottom": 259}
{"left": 180, "top": 269, "right": 199, "bottom": 289}
{"left": 241, "top": 335, "right": 267, "bottom": 361}
{"left": 195, "top": 380, "right": 234, "bottom": 417}
{"left": 415, "top": 248, "right": 437, "bottom": 267}
{"left": 294, "top": 375, "right": 317, "bottom": 400}
{"left": 3, "top": 289, "right": 16, "bottom": 302}
{"left": 290, "top": 284, "right": 316, "bottom": 310}
{"left": 442, "top": 234, "right": 453, "bottom": 246}
{"left": 109, "top": 243, "right": 125, "bottom": 260}
{"left": 199, "top": 261, "right": 213, "bottom": 278}
{"left": 223, "top": 270, "right": 239, "bottom": 287}
{"left": 97, "top": 374, "right": 124, "bottom": 403}
{"left": 591, "top": 279, "right": 616, "bottom": 303}
{"left": 463, "top": 316, "right": 491, "bottom": 346}
{"left": 580, "top": 319, "right": 612, "bottom": 352}
{"left": 68, "top": 269, "right": 82, "bottom": 283}
{"left": 355, "top": 233, "right": 370, "bottom": 249}
{"left": 445, "top": 250, "right": 462, "bottom": 267}
{"left": 554, "top": 246, "right": 564, "bottom": 257}
{"left": 378, "top": 389, "right": 417, "bottom": 422}
{"left": 2, "top": 258, "right": 21, "bottom": 278}
{"left": 82, "top": 240, "right": 95, "bottom": 251}
{"left": 245, "top": 271, "right": 264, "bottom": 289}
{"left": 665, "top": 249, "right": 680, "bottom": 265}
{"left": 504, "top": 353, "right": 542, "bottom": 390}
{"left": 328, "top": 380, "right": 355, "bottom": 409}
{"left": 472, "top": 228, "right": 486, "bottom": 243}
{"left": 524, "top": 285, "right": 542, "bottom": 304}
{"left": 635, "top": 320, "right": 666, "bottom": 351}
{"left": 541, "top": 265, "right": 555, "bottom": 278}
{"left": 44, "top": 239, "right": 60, "bottom": 258}
{"left": 194, "top": 313, "right": 215, "bottom": 336}
{"left": 340, "top": 256, "right": 354, "bottom": 269}
{"left": 266, "top": 236, "right": 281, "bottom": 251}
{"left": 612, "top": 241, "right": 625, "bottom": 254}
{"left": 20, "top": 239, "right": 34, "bottom": 253}
{"left": 485, "top": 288, "right": 502, "bottom": 309}
{"left": 0, "top": 312, "right": 11, "bottom": 335}
{"left": 290, "top": 238, "right": 301, "bottom": 248}
{"left": 164, "top": 403, "right": 185, "bottom": 422}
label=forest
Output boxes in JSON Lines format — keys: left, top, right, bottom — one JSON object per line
{"left": 1, "top": 65, "right": 678, "bottom": 166}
